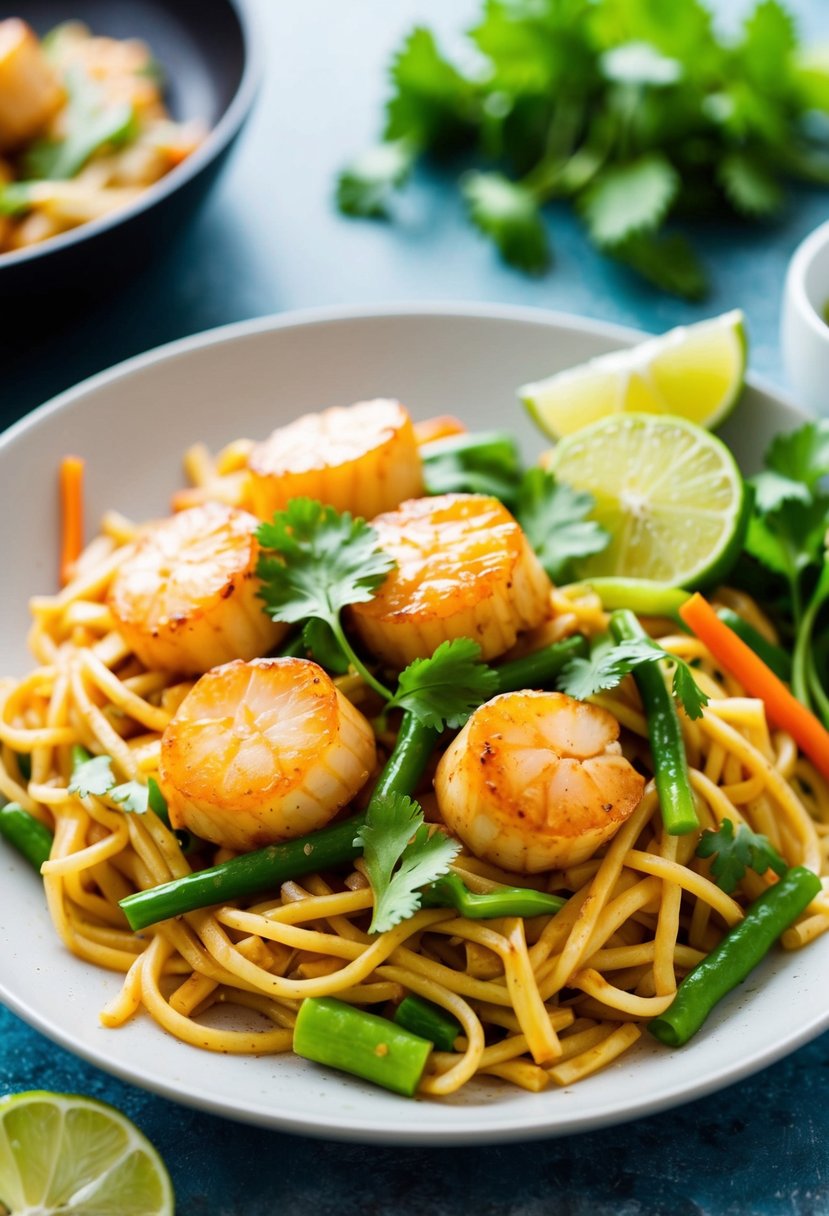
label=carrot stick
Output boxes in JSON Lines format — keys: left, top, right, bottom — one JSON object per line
{"left": 679, "top": 592, "right": 829, "bottom": 784}
{"left": 59, "top": 455, "right": 85, "bottom": 586}
{"left": 413, "top": 415, "right": 467, "bottom": 446}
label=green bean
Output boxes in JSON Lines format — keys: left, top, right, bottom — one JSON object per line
{"left": 0, "top": 803, "right": 53, "bottom": 871}
{"left": 716, "top": 608, "right": 792, "bottom": 684}
{"left": 119, "top": 711, "right": 439, "bottom": 932}
{"left": 294, "top": 997, "right": 432, "bottom": 1096}
{"left": 393, "top": 995, "right": 461, "bottom": 1051}
{"left": 610, "top": 609, "right": 699, "bottom": 836}
{"left": 421, "top": 872, "right": 566, "bottom": 919}
{"left": 649, "top": 867, "right": 822, "bottom": 1047}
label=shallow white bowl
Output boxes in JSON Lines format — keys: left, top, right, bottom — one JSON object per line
{"left": 0, "top": 304, "right": 823, "bottom": 1145}
{"left": 781, "top": 218, "right": 829, "bottom": 415}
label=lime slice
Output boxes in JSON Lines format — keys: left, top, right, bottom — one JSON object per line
{"left": 521, "top": 310, "right": 746, "bottom": 438}
{"left": 0, "top": 1091, "right": 174, "bottom": 1216}
{"left": 547, "top": 414, "right": 747, "bottom": 588}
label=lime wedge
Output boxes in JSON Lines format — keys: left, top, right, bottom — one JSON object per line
{"left": 547, "top": 414, "right": 747, "bottom": 588}
{"left": 521, "top": 310, "right": 746, "bottom": 438}
{"left": 0, "top": 1091, "right": 174, "bottom": 1216}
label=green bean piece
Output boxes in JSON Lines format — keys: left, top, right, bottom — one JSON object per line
{"left": 0, "top": 803, "right": 53, "bottom": 871}
{"left": 120, "top": 810, "right": 366, "bottom": 932}
{"left": 71, "top": 744, "right": 93, "bottom": 771}
{"left": 716, "top": 608, "right": 792, "bottom": 684}
{"left": 393, "top": 995, "right": 461, "bottom": 1051}
{"left": 494, "top": 635, "right": 588, "bottom": 694}
{"left": 421, "top": 872, "right": 566, "bottom": 919}
{"left": 610, "top": 610, "right": 699, "bottom": 835}
{"left": 294, "top": 997, "right": 432, "bottom": 1096}
{"left": 649, "top": 867, "right": 822, "bottom": 1047}
{"left": 146, "top": 776, "right": 193, "bottom": 853}
{"left": 119, "top": 711, "right": 438, "bottom": 931}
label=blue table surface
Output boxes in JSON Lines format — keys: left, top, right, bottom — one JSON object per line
{"left": 3, "top": 2, "right": 829, "bottom": 1212}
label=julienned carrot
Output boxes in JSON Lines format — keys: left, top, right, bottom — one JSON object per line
{"left": 413, "top": 415, "right": 467, "bottom": 446}
{"left": 59, "top": 455, "right": 85, "bottom": 587}
{"left": 679, "top": 593, "right": 829, "bottom": 784}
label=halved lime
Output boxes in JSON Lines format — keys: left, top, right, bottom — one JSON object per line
{"left": 0, "top": 1091, "right": 174, "bottom": 1216}
{"left": 521, "top": 310, "right": 746, "bottom": 439}
{"left": 547, "top": 414, "right": 747, "bottom": 588}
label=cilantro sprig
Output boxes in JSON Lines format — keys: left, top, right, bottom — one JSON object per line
{"left": 734, "top": 419, "right": 829, "bottom": 726}
{"left": 558, "top": 635, "right": 709, "bottom": 720}
{"left": 256, "top": 499, "right": 397, "bottom": 699}
{"left": 387, "top": 639, "right": 499, "bottom": 730}
{"left": 336, "top": 0, "right": 829, "bottom": 298}
{"left": 354, "top": 792, "right": 461, "bottom": 934}
{"left": 696, "top": 818, "right": 788, "bottom": 893}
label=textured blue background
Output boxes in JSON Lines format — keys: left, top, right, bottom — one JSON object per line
{"left": 2, "top": 1, "right": 829, "bottom": 1212}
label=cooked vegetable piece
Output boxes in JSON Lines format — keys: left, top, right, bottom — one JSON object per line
{"left": 0, "top": 802, "right": 53, "bottom": 870}
{"left": 609, "top": 610, "right": 699, "bottom": 835}
{"left": 421, "top": 872, "right": 566, "bottom": 919}
{"left": 715, "top": 608, "right": 792, "bottom": 683}
{"left": 393, "top": 995, "right": 461, "bottom": 1051}
{"left": 294, "top": 997, "right": 433, "bottom": 1097}
{"left": 649, "top": 867, "right": 822, "bottom": 1047}
{"left": 58, "top": 454, "right": 84, "bottom": 586}
{"left": 679, "top": 592, "right": 829, "bottom": 783}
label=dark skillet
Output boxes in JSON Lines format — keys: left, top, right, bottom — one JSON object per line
{"left": 1, "top": 0, "right": 259, "bottom": 301}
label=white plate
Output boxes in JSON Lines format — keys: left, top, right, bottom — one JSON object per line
{"left": 0, "top": 304, "right": 824, "bottom": 1145}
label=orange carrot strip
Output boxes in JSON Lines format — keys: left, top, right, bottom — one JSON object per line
{"left": 59, "top": 455, "right": 85, "bottom": 586}
{"left": 679, "top": 592, "right": 829, "bottom": 784}
{"left": 413, "top": 415, "right": 467, "bottom": 446}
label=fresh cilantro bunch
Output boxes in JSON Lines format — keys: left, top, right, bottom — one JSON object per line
{"left": 336, "top": 0, "right": 829, "bottom": 298}
{"left": 734, "top": 419, "right": 829, "bottom": 725}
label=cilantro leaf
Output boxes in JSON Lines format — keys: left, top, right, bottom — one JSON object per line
{"left": 256, "top": 499, "right": 395, "bottom": 623}
{"left": 355, "top": 792, "right": 461, "bottom": 933}
{"left": 301, "top": 618, "right": 350, "bottom": 675}
{"left": 68, "top": 754, "right": 115, "bottom": 798}
{"left": 765, "top": 420, "right": 829, "bottom": 491}
{"left": 336, "top": 139, "right": 415, "bottom": 219}
{"left": 515, "top": 467, "right": 609, "bottom": 582}
{"left": 421, "top": 431, "right": 523, "bottom": 506}
{"left": 718, "top": 151, "right": 784, "bottom": 219}
{"left": 696, "top": 818, "right": 788, "bottom": 893}
{"left": 23, "top": 67, "right": 136, "bottom": 181}
{"left": 384, "top": 27, "right": 475, "bottom": 150}
{"left": 579, "top": 154, "right": 679, "bottom": 249}
{"left": 389, "top": 639, "right": 499, "bottom": 730}
{"left": 609, "top": 230, "right": 708, "bottom": 301}
{"left": 110, "top": 781, "right": 150, "bottom": 814}
{"left": 738, "top": 0, "right": 797, "bottom": 93}
{"left": 462, "top": 172, "right": 551, "bottom": 274}
{"left": 256, "top": 499, "right": 396, "bottom": 700}
{"left": 559, "top": 636, "right": 709, "bottom": 719}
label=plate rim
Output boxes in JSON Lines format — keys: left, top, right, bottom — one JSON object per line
{"left": 0, "top": 301, "right": 822, "bottom": 1145}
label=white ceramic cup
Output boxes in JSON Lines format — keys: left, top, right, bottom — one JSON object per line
{"left": 781, "top": 217, "right": 829, "bottom": 416}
